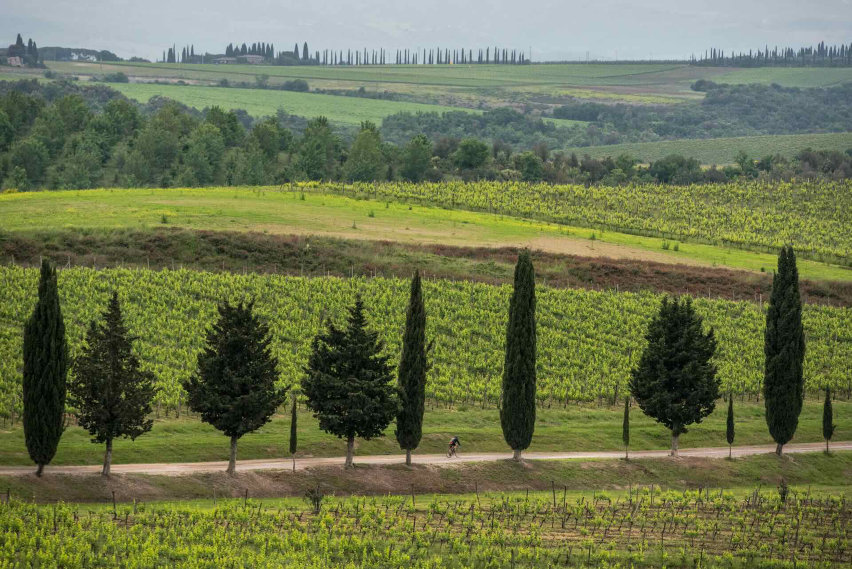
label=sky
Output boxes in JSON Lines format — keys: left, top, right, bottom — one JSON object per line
{"left": 3, "top": 0, "right": 851, "bottom": 62}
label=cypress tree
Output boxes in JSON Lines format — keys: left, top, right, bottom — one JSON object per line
{"left": 500, "top": 250, "right": 536, "bottom": 461}
{"left": 68, "top": 292, "right": 157, "bottom": 476}
{"left": 303, "top": 295, "right": 398, "bottom": 467}
{"left": 289, "top": 391, "right": 298, "bottom": 470}
{"left": 726, "top": 394, "right": 735, "bottom": 459}
{"left": 183, "top": 301, "right": 288, "bottom": 475}
{"left": 395, "top": 271, "right": 428, "bottom": 466}
{"left": 630, "top": 296, "right": 718, "bottom": 456}
{"left": 622, "top": 397, "right": 630, "bottom": 459}
{"left": 763, "top": 246, "right": 805, "bottom": 456}
{"left": 823, "top": 388, "right": 835, "bottom": 453}
{"left": 23, "top": 260, "right": 68, "bottom": 477}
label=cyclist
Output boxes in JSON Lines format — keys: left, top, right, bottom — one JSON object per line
{"left": 447, "top": 436, "right": 461, "bottom": 457}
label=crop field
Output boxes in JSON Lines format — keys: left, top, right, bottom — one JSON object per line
{"left": 566, "top": 132, "right": 852, "bottom": 165}
{"left": 2, "top": 487, "right": 849, "bottom": 568}
{"left": 107, "top": 82, "right": 481, "bottom": 125}
{"left": 0, "top": 267, "right": 849, "bottom": 418}
{"left": 1, "top": 186, "right": 849, "bottom": 281}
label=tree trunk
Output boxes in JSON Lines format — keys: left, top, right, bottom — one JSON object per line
{"left": 670, "top": 432, "right": 679, "bottom": 457}
{"left": 729, "top": 444, "right": 732, "bottom": 459}
{"left": 513, "top": 448, "right": 522, "bottom": 461}
{"left": 36, "top": 463, "right": 44, "bottom": 477}
{"left": 775, "top": 443, "right": 783, "bottom": 456}
{"left": 102, "top": 438, "right": 113, "bottom": 477}
{"left": 825, "top": 439, "right": 829, "bottom": 454}
{"left": 227, "top": 436, "right": 237, "bottom": 475}
{"left": 405, "top": 448, "right": 412, "bottom": 466}
{"left": 625, "top": 447, "right": 628, "bottom": 460}
{"left": 345, "top": 435, "right": 355, "bottom": 468}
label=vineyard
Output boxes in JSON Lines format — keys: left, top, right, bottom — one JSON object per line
{"left": 1, "top": 488, "right": 849, "bottom": 568}
{"left": 309, "top": 179, "right": 852, "bottom": 265}
{"left": 0, "top": 266, "right": 850, "bottom": 418}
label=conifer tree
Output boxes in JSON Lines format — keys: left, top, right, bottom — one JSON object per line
{"left": 303, "top": 296, "right": 398, "bottom": 467}
{"left": 500, "top": 250, "right": 536, "bottom": 461}
{"left": 290, "top": 390, "right": 298, "bottom": 470}
{"left": 622, "top": 397, "right": 630, "bottom": 459}
{"left": 764, "top": 246, "right": 805, "bottom": 456}
{"left": 69, "top": 292, "right": 157, "bottom": 476}
{"left": 630, "top": 296, "right": 718, "bottom": 456}
{"left": 396, "top": 271, "right": 429, "bottom": 466}
{"left": 726, "top": 394, "right": 735, "bottom": 459}
{"left": 184, "top": 301, "right": 287, "bottom": 475}
{"left": 23, "top": 260, "right": 68, "bottom": 477}
{"left": 823, "top": 388, "right": 835, "bottom": 453}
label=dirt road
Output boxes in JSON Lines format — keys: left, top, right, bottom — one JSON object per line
{"left": 1, "top": 441, "right": 847, "bottom": 476}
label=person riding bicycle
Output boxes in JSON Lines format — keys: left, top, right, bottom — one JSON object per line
{"left": 448, "top": 436, "right": 460, "bottom": 455}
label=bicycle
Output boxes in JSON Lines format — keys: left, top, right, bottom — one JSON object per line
{"left": 447, "top": 444, "right": 458, "bottom": 458}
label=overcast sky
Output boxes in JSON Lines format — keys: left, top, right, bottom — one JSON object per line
{"left": 3, "top": 0, "right": 851, "bottom": 61}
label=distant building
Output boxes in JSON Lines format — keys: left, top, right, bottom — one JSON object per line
{"left": 213, "top": 57, "right": 237, "bottom": 64}
{"left": 7, "top": 56, "right": 23, "bottom": 67}
{"left": 238, "top": 54, "right": 265, "bottom": 64}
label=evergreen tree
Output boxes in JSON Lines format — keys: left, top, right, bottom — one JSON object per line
{"left": 401, "top": 134, "right": 433, "bottom": 182}
{"left": 303, "top": 295, "right": 398, "bottom": 467}
{"left": 183, "top": 301, "right": 288, "bottom": 475}
{"left": 823, "top": 388, "right": 835, "bottom": 453}
{"left": 294, "top": 43, "right": 300, "bottom": 61}
{"left": 342, "top": 121, "right": 385, "bottom": 181}
{"left": 763, "top": 246, "right": 805, "bottom": 455}
{"left": 22, "top": 260, "right": 68, "bottom": 477}
{"left": 303, "top": 42, "right": 309, "bottom": 61}
{"left": 629, "top": 296, "right": 719, "bottom": 456}
{"left": 726, "top": 394, "right": 735, "bottom": 459}
{"left": 396, "top": 271, "right": 429, "bottom": 466}
{"left": 500, "top": 250, "right": 536, "bottom": 461}
{"left": 68, "top": 292, "right": 157, "bottom": 476}
{"left": 289, "top": 390, "right": 298, "bottom": 470}
{"left": 622, "top": 397, "right": 630, "bottom": 459}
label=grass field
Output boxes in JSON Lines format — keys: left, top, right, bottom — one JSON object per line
{"left": 108, "top": 82, "right": 482, "bottom": 125}
{"left": 0, "top": 187, "right": 848, "bottom": 280}
{"left": 567, "top": 132, "right": 852, "bottom": 164}
{"left": 0, "top": 400, "right": 844, "bottom": 466}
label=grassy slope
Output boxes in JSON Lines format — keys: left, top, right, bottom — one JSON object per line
{"left": 0, "top": 187, "right": 848, "bottom": 281}
{"left": 566, "top": 132, "right": 852, "bottom": 165}
{"left": 2, "top": 452, "right": 849, "bottom": 504}
{"left": 108, "top": 82, "right": 481, "bottom": 125}
{"left": 0, "top": 400, "right": 845, "bottom": 467}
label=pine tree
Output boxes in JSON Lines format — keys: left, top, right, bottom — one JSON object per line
{"left": 69, "top": 292, "right": 157, "bottom": 476}
{"left": 294, "top": 43, "right": 300, "bottom": 61}
{"left": 500, "top": 250, "right": 536, "bottom": 461}
{"left": 726, "top": 394, "right": 735, "bottom": 459}
{"left": 303, "top": 295, "right": 398, "bottom": 467}
{"left": 823, "top": 388, "right": 835, "bottom": 453}
{"left": 630, "top": 296, "right": 719, "bottom": 456}
{"left": 303, "top": 42, "right": 309, "bottom": 61}
{"left": 764, "top": 246, "right": 805, "bottom": 456}
{"left": 622, "top": 397, "right": 630, "bottom": 459}
{"left": 23, "top": 260, "right": 68, "bottom": 477}
{"left": 396, "top": 271, "right": 429, "bottom": 466}
{"left": 183, "top": 302, "right": 288, "bottom": 475}
{"left": 289, "top": 391, "right": 298, "bottom": 470}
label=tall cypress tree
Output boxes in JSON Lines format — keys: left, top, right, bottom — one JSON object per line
{"left": 630, "top": 296, "right": 718, "bottom": 456}
{"left": 396, "top": 270, "right": 428, "bottom": 466}
{"left": 23, "top": 260, "right": 68, "bottom": 477}
{"left": 622, "top": 397, "right": 630, "bottom": 459}
{"left": 184, "top": 301, "right": 288, "bottom": 475}
{"left": 726, "top": 394, "right": 735, "bottom": 459}
{"left": 823, "top": 388, "right": 835, "bottom": 453}
{"left": 500, "top": 250, "right": 536, "bottom": 461}
{"left": 69, "top": 292, "right": 157, "bottom": 476}
{"left": 764, "top": 246, "right": 805, "bottom": 456}
{"left": 289, "top": 390, "right": 298, "bottom": 470}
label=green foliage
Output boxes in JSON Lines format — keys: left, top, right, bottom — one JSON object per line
{"left": 622, "top": 397, "right": 630, "bottom": 451}
{"left": 395, "top": 271, "right": 427, "bottom": 460}
{"left": 183, "top": 301, "right": 287, "bottom": 472}
{"left": 68, "top": 292, "right": 156, "bottom": 474}
{"left": 303, "top": 295, "right": 398, "bottom": 465}
{"left": 822, "top": 388, "right": 834, "bottom": 450}
{"left": 400, "top": 134, "right": 432, "bottom": 182}
{"left": 629, "top": 296, "right": 719, "bottom": 451}
{"left": 454, "top": 138, "right": 490, "bottom": 170}
{"left": 22, "top": 260, "right": 67, "bottom": 474}
{"left": 297, "top": 116, "right": 339, "bottom": 180}
{"left": 342, "top": 122, "right": 384, "bottom": 182}
{"left": 763, "top": 246, "right": 805, "bottom": 452}
{"left": 289, "top": 392, "right": 298, "bottom": 456}
{"left": 726, "top": 395, "right": 735, "bottom": 448}
{"left": 500, "top": 251, "right": 536, "bottom": 456}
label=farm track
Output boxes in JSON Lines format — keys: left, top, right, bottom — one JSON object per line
{"left": 1, "top": 441, "right": 847, "bottom": 476}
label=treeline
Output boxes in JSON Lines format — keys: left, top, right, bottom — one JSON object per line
{"left": 1, "top": 79, "right": 851, "bottom": 191}
{"left": 18, "top": 247, "right": 838, "bottom": 476}
{"left": 2, "top": 34, "right": 39, "bottom": 66}
{"left": 694, "top": 41, "right": 852, "bottom": 67}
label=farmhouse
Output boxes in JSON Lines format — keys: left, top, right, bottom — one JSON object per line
{"left": 238, "top": 54, "right": 265, "bottom": 64}
{"left": 6, "top": 56, "right": 23, "bottom": 67}
{"left": 213, "top": 57, "right": 236, "bottom": 64}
